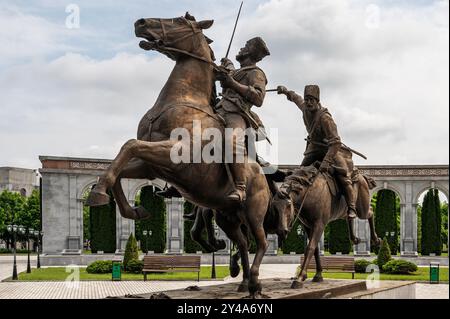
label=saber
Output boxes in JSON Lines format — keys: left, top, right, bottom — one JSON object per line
{"left": 225, "top": 1, "right": 244, "bottom": 59}
{"left": 266, "top": 89, "right": 278, "bottom": 92}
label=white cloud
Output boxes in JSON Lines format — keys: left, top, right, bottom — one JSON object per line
{"left": 0, "top": 0, "right": 448, "bottom": 169}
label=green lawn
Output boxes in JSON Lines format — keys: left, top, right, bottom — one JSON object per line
{"left": 300, "top": 266, "right": 449, "bottom": 282}
{"left": 15, "top": 266, "right": 229, "bottom": 281}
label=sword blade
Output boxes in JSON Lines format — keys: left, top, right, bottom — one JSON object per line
{"left": 225, "top": 1, "right": 244, "bottom": 59}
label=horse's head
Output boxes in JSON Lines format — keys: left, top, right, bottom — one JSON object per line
{"left": 271, "top": 189, "right": 295, "bottom": 241}
{"left": 135, "top": 12, "right": 214, "bottom": 61}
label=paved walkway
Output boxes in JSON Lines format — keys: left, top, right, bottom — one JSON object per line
{"left": 0, "top": 261, "right": 448, "bottom": 299}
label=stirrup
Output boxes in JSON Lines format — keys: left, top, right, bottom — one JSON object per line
{"left": 227, "top": 189, "right": 246, "bottom": 202}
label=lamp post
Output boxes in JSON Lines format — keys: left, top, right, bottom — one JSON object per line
{"left": 26, "top": 228, "right": 34, "bottom": 273}
{"left": 297, "top": 225, "right": 306, "bottom": 254}
{"left": 7, "top": 224, "right": 19, "bottom": 280}
{"left": 33, "top": 230, "right": 41, "bottom": 269}
{"left": 211, "top": 228, "right": 219, "bottom": 279}
{"left": 142, "top": 230, "right": 152, "bottom": 254}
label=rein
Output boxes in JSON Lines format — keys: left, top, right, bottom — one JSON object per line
{"left": 149, "top": 18, "right": 220, "bottom": 71}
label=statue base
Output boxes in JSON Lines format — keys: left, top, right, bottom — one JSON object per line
{"left": 111, "top": 278, "right": 415, "bottom": 299}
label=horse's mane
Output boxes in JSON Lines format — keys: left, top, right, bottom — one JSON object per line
{"left": 282, "top": 163, "right": 320, "bottom": 193}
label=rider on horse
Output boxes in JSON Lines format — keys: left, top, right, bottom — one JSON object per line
{"left": 277, "top": 85, "right": 358, "bottom": 220}
{"left": 158, "top": 37, "right": 271, "bottom": 203}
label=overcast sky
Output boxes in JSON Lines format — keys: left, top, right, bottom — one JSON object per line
{"left": 0, "top": 0, "right": 448, "bottom": 169}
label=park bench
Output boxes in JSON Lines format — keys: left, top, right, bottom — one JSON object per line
{"left": 142, "top": 255, "right": 201, "bottom": 281}
{"left": 300, "top": 255, "right": 355, "bottom": 279}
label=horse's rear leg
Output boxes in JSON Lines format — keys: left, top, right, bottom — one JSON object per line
{"left": 368, "top": 212, "right": 381, "bottom": 247}
{"left": 86, "top": 139, "right": 176, "bottom": 206}
{"left": 111, "top": 159, "right": 153, "bottom": 220}
{"left": 292, "top": 223, "right": 324, "bottom": 289}
{"left": 347, "top": 219, "right": 360, "bottom": 245}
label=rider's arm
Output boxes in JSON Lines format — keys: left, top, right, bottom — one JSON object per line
{"left": 286, "top": 91, "right": 305, "bottom": 112}
{"left": 223, "top": 69, "right": 266, "bottom": 107}
{"left": 220, "top": 58, "right": 236, "bottom": 71}
{"left": 321, "top": 114, "right": 342, "bottom": 165}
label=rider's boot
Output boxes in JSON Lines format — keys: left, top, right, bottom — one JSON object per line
{"left": 156, "top": 186, "right": 182, "bottom": 198}
{"left": 341, "top": 177, "right": 357, "bottom": 220}
{"left": 227, "top": 163, "right": 247, "bottom": 202}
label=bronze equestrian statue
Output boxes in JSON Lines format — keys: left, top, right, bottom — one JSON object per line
{"left": 157, "top": 37, "right": 271, "bottom": 202}
{"left": 270, "top": 85, "right": 381, "bottom": 288}
{"left": 277, "top": 85, "right": 359, "bottom": 221}
{"left": 85, "top": 13, "right": 282, "bottom": 297}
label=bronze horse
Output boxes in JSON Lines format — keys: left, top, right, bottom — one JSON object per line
{"left": 85, "top": 13, "right": 281, "bottom": 296}
{"left": 271, "top": 162, "right": 381, "bottom": 288}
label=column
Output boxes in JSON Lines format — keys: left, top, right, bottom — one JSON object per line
{"left": 401, "top": 182, "right": 417, "bottom": 256}
{"left": 115, "top": 179, "right": 135, "bottom": 253}
{"left": 66, "top": 175, "right": 81, "bottom": 252}
{"left": 266, "top": 234, "right": 278, "bottom": 255}
{"left": 166, "top": 198, "right": 184, "bottom": 254}
{"left": 354, "top": 219, "right": 371, "bottom": 256}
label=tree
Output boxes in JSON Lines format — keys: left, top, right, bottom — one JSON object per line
{"left": 0, "top": 190, "right": 27, "bottom": 248}
{"left": 123, "top": 233, "right": 139, "bottom": 270}
{"left": 135, "top": 186, "right": 166, "bottom": 253}
{"left": 421, "top": 189, "right": 442, "bottom": 255}
{"left": 328, "top": 219, "right": 351, "bottom": 254}
{"left": 441, "top": 202, "right": 448, "bottom": 252}
{"left": 374, "top": 190, "right": 399, "bottom": 254}
{"left": 89, "top": 190, "right": 116, "bottom": 253}
{"left": 433, "top": 189, "right": 442, "bottom": 255}
{"left": 377, "top": 237, "right": 392, "bottom": 271}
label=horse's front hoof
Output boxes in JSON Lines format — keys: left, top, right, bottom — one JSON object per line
{"left": 237, "top": 281, "right": 248, "bottom": 292}
{"left": 85, "top": 190, "right": 110, "bottom": 207}
{"left": 290, "top": 280, "right": 303, "bottom": 289}
{"left": 133, "top": 206, "right": 151, "bottom": 220}
{"left": 312, "top": 275, "right": 323, "bottom": 283}
{"left": 248, "top": 281, "right": 262, "bottom": 295}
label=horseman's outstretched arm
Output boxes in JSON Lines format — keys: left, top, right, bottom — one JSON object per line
{"left": 278, "top": 86, "right": 305, "bottom": 112}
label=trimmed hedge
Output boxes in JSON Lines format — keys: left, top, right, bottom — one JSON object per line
{"left": 382, "top": 259, "right": 418, "bottom": 274}
{"left": 125, "top": 259, "right": 144, "bottom": 273}
{"left": 135, "top": 186, "right": 166, "bottom": 253}
{"left": 328, "top": 219, "right": 351, "bottom": 254}
{"left": 89, "top": 189, "right": 116, "bottom": 253}
{"left": 355, "top": 259, "right": 372, "bottom": 273}
{"left": 86, "top": 260, "right": 113, "bottom": 274}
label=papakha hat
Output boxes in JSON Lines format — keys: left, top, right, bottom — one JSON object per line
{"left": 304, "top": 85, "right": 320, "bottom": 101}
{"left": 247, "top": 37, "right": 270, "bottom": 62}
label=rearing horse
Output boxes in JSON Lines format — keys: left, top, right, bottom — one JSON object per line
{"left": 85, "top": 13, "right": 277, "bottom": 297}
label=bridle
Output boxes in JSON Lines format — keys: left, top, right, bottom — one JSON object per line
{"left": 145, "top": 17, "right": 219, "bottom": 69}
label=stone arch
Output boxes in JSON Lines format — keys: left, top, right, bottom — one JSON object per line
{"left": 370, "top": 184, "right": 405, "bottom": 205}
{"left": 414, "top": 185, "right": 449, "bottom": 205}
{"left": 78, "top": 179, "right": 98, "bottom": 201}
{"left": 128, "top": 178, "right": 166, "bottom": 202}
